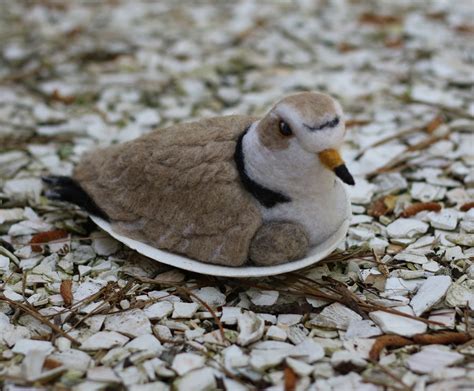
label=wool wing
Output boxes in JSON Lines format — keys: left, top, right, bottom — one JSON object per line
{"left": 74, "top": 115, "right": 262, "bottom": 266}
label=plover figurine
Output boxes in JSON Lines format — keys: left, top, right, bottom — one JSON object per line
{"left": 44, "top": 92, "right": 354, "bottom": 267}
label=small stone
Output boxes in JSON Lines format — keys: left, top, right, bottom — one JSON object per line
{"left": 174, "top": 367, "right": 216, "bottom": 391}
{"left": 22, "top": 349, "right": 49, "bottom": 381}
{"left": 125, "top": 334, "right": 162, "bottom": 354}
{"left": 81, "top": 331, "right": 129, "bottom": 350}
{"left": 104, "top": 309, "right": 152, "bottom": 337}
{"left": 428, "top": 210, "right": 458, "bottom": 230}
{"left": 394, "top": 251, "right": 428, "bottom": 264}
{"left": 12, "top": 339, "right": 53, "bottom": 355}
{"left": 386, "top": 218, "right": 429, "bottom": 239}
{"left": 220, "top": 307, "right": 242, "bottom": 325}
{"left": 223, "top": 344, "right": 249, "bottom": 371}
{"left": 369, "top": 306, "right": 427, "bottom": 337}
{"left": 0, "top": 255, "right": 10, "bottom": 273}
{"left": 291, "top": 338, "right": 325, "bottom": 363}
{"left": 446, "top": 233, "right": 474, "bottom": 246}
{"left": 266, "top": 325, "right": 287, "bottom": 341}
{"left": 91, "top": 234, "right": 120, "bottom": 256}
{"left": 443, "top": 246, "right": 466, "bottom": 261}
{"left": 172, "top": 302, "right": 199, "bottom": 318}
{"left": 411, "top": 182, "right": 446, "bottom": 202}
{"left": 237, "top": 311, "right": 265, "bottom": 346}
{"left": 247, "top": 289, "right": 279, "bottom": 306}
{"left": 144, "top": 301, "right": 173, "bottom": 320}
{"left": 87, "top": 366, "right": 121, "bottom": 383}
{"left": 277, "top": 314, "right": 303, "bottom": 327}
{"left": 310, "top": 303, "right": 362, "bottom": 330}
{"left": 55, "top": 337, "right": 71, "bottom": 351}
{"left": 445, "top": 283, "right": 474, "bottom": 308}
{"left": 344, "top": 320, "right": 382, "bottom": 340}
{"left": 348, "top": 179, "right": 375, "bottom": 204}
{"left": 422, "top": 260, "right": 441, "bottom": 272}
{"left": 410, "top": 275, "right": 452, "bottom": 316}
{"left": 135, "top": 109, "right": 160, "bottom": 126}
{"left": 191, "top": 287, "right": 226, "bottom": 308}
{"left": 286, "top": 357, "right": 314, "bottom": 376}
{"left": 185, "top": 327, "right": 205, "bottom": 340}
{"left": 49, "top": 349, "right": 92, "bottom": 372}
{"left": 171, "top": 353, "right": 206, "bottom": 376}
{"left": 429, "top": 309, "right": 456, "bottom": 330}
{"left": 331, "top": 350, "right": 367, "bottom": 370}
{"left": 3, "top": 178, "right": 43, "bottom": 202}
{"left": 407, "top": 345, "right": 464, "bottom": 374}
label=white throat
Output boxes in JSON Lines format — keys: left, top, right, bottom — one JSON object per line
{"left": 242, "top": 121, "right": 335, "bottom": 200}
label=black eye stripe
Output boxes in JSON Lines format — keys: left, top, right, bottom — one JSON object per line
{"left": 304, "top": 116, "right": 340, "bottom": 131}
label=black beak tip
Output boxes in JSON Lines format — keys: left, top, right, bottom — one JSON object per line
{"left": 334, "top": 164, "right": 355, "bottom": 186}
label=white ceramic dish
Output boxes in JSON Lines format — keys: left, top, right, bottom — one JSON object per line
{"left": 91, "top": 211, "right": 350, "bottom": 278}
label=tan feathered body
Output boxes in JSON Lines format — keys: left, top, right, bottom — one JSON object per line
{"left": 74, "top": 115, "right": 262, "bottom": 266}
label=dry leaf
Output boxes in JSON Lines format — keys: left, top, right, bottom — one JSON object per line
{"left": 368, "top": 195, "right": 397, "bottom": 218}
{"left": 369, "top": 332, "right": 471, "bottom": 361}
{"left": 413, "top": 332, "right": 471, "bottom": 345}
{"left": 460, "top": 202, "right": 474, "bottom": 212}
{"left": 345, "top": 119, "right": 370, "bottom": 128}
{"left": 50, "top": 89, "right": 76, "bottom": 104}
{"left": 284, "top": 366, "right": 297, "bottom": 391}
{"left": 425, "top": 115, "right": 444, "bottom": 134}
{"left": 60, "top": 280, "right": 73, "bottom": 307}
{"left": 369, "top": 335, "right": 412, "bottom": 361}
{"left": 401, "top": 202, "right": 442, "bottom": 218}
{"left": 359, "top": 13, "right": 401, "bottom": 26}
{"left": 30, "top": 229, "right": 68, "bottom": 252}
{"left": 43, "top": 357, "right": 63, "bottom": 370}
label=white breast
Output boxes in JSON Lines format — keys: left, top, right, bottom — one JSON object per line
{"left": 258, "top": 179, "right": 350, "bottom": 245}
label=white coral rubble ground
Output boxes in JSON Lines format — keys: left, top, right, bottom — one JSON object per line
{"left": 0, "top": 0, "right": 473, "bottom": 390}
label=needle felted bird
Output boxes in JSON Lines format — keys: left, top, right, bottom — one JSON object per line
{"left": 43, "top": 92, "right": 354, "bottom": 267}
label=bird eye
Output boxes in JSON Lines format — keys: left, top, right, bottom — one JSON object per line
{"left": 279, "top": 121, "right": 293, "bottom": 136}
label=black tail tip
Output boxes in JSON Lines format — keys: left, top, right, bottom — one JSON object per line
{"left": 334, "top": 164, "right": 355, "bottom": 186}
{"left": 41, "top": 175, "right": 109, "bottom": 220}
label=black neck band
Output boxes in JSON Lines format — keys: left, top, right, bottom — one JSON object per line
{"left": 234, "top": 127, "right": 291, "bottom": 208}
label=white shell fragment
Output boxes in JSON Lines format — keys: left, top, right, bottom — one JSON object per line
{"left": 104, "top": 309, "right": 152, "bottom": 337}
{"left": 410, "top": 276, "right": 452, "bottom": 316}
{"left": 13, "top": 339, "right": 54, "bottom": 356}
{"left": 407, "top": 346, "right": 464, "bottom": 374}
{"left": 386, "top": 219, "right": 429, "bottom": 239}
{"left": 369, "top": 306, "right": 427, "bottom": 337}
{"left": 144, "top": 302, "right": 174, "bottom": 320}
{"left": 310, "top": 303, "right": 362, "bottom": 330}
{"left": 172, "top": 303, "right": 199, "bottom": 319}
{"left": 80, "top": 331, "right": 130, "bottom": 350}
{"left": 172, "top": 353, "right": 206, "bottom": 376}
{"left": 237, "top": 311, "right": 265, "bottom": 346}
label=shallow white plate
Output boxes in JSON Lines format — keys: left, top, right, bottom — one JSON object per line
{"left": 91, "top": 212, "right": 350, "bottom": 278}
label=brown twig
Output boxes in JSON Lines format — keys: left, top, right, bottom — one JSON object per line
{"left": 401, "top": 202, "right": 442, "bottom": 217}
{"left": 369, "top": 335, "right": 412, "bottom": 361}
{"left": 369, "top": 332, "right": 472, "bottom": 361}
{"left": 368, "top": 359, "right": 413, "bottom": 391}
{"left": 412, "top": 331, "right": 471, "bottom": 345}
{"left": 0, "top": 295, "right": 78, "bottom": 344}
{"left": 372, "top": 250, "right": 389, "bottom": 277}
{"left": 129, "top": 274, "right": 227, "bottom": 343}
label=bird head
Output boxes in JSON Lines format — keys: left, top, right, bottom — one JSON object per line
{"left": 256, "top": 92, "right": 355, "bottom": 185}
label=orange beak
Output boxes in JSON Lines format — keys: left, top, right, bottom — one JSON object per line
{"left": 318, "top": 149, "right": 355, "bottom": 185}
